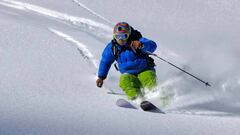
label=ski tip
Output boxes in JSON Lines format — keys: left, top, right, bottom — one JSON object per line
{"left": 116, "top": 99, "right": 137, "bottom": 109}
{"left": 140, "top": 101, "right": 165, "bottom": 114}
{"left": 140, "top": 101, "right": 158, "bottom": 111}
{"left": 140, "top": 101, "right": 153, "bottom": 111}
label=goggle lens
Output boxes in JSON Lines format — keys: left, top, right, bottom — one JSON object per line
{"left": 114, "top": 33, "right": 129, "bottom": 40}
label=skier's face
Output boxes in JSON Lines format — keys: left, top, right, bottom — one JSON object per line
{"left": 116, "top": 39, "right": 127, "bottom": 45}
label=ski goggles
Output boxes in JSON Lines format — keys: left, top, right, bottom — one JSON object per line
{"left": 114, "top": 33, "right": 130, "bottom": 40}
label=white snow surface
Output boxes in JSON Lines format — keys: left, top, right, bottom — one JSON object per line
{"left": 0, "top": 0, "right": 240, "bottom": 135}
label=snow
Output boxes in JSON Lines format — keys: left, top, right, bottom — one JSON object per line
{"left": 0, "top": 0, "right": 240, "bottom": 135}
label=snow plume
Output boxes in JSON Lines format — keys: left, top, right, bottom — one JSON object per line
{"left": 0, "top": 0, "right": 112, "bottom": 41}
{"left": 49, "top": 28, "right": 98, "bottom": 69}
{"left": 141, "top": 42, "right": 240, "bottom": 116}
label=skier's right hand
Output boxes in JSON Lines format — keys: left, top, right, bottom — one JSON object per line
{"left": 96, "top": 78, "right": 104, "bottom": 88}
{"left": 130, "top": 40, "right": 144, "bottom": 50}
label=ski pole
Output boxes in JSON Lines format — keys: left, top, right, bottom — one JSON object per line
{"left": 143, "top": 51, "right": 211, "bottom": 87}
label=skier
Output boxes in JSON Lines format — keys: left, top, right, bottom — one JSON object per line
{"left": 96, "top": 22, "right": 158, "bottom": 101}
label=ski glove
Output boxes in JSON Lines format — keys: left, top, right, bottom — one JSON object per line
{"left": 130, "top": 40, "right": 144, "bottom": 50}
{"left": 96, "top": 78, "right": 104, "bottom": 88}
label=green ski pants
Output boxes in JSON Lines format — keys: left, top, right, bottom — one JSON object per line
{"left": 119, "top": 70, "right": 157, "bottom": 100}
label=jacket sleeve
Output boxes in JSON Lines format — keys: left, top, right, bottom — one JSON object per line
{"left": 139, "top": 37, "right": 157, "bottom": 53}
{"left": 98, "top": 43, "right": 115, "bottom": 79}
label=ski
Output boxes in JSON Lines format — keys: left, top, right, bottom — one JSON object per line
{"left": 116, "top": 99, "right": 165, "bottom": 114}
{"left": 116, "top": 99, "right": 137, "bottom": 109}
{"left": 140, "top": 101, "right": 165, "bottom": 114}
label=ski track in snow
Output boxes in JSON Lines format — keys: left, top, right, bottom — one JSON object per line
{"left": 0, "top": 0, "right": 24, "bottom": 10}
{"left": 72, "top": 0, "right": 114, "bottom": 26}
{"left": 0, "top": 0, "right": 122, "bottom": 95}
{"left": 0, "top": 0, "right": 108, "bottom": 73}
{"left": 47, "top": 28, "right": 118, "bottom": 94}
{"left": 48, "top": 28, "right": 98, "bottom": 69}
{"left": 0, "top": 0, "right": 112, "bottom": 41}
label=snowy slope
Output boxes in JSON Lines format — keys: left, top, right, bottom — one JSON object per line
{"left": 0, "top": 0, "right": 240, "bottom": 135}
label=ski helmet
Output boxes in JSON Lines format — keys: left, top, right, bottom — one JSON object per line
{"left": 113, "top": 22, "right": 131, "bottom": 40}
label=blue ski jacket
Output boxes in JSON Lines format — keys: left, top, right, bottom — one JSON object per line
{"left": 98, "top": 37, "right": 157, "bottom": 79}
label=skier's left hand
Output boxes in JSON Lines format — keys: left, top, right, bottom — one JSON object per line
{"left": 130, "top": 41, "right": 144, "bottom": 50}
